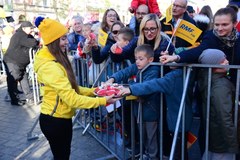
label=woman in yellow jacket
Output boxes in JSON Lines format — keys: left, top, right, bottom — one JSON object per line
{"left": 34, "top": 17, "right": 118, "bottom": 160}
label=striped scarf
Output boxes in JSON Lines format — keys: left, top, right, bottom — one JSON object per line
{"left": 213, "top": 28, "right": 238, "bottom": 47}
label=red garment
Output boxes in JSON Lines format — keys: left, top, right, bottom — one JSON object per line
{"left": 130, "top": 0, "right": 160, "bottom": 14}
{"left": 236, "top": 21, "right": 240, "bottom": 32}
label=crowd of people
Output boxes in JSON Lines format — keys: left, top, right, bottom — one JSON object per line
{"left": 1, "top": 0, "right": 240, "bottom": 159}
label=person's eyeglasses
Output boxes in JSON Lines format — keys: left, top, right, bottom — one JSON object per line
{"left": 136, "top": 12, "right": 148, "bottom": 16}
{"left": 143, "top": 27, "right": 158, "bottom": 33}
{"left": 173, "top": 4, "right": 186, "bottom": 9}
{"left": 107, "top": 14, "right": 117, "bottom": 18}
{"left": 112, "top": 30, "right": 119, "bottom": 35}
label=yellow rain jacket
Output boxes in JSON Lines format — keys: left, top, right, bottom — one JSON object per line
{"left": 34, "top": 46, "right": 106, "bottom": 119}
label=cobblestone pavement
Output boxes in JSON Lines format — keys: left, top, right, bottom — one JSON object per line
{"left": 0, "top": 75, "right": 203, "bottom": 160}
{"left": 0, "top": 79, "right": 113, "bottom": 160}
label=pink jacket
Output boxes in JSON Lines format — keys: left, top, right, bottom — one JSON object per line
{"left": 130, "top": 0, "right": 160, "bottom": 14}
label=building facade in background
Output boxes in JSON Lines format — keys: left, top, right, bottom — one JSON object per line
{"left": 0, "top": 0, "right": 230, "bottom": 26}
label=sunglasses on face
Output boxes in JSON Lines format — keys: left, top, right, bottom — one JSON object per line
{"left": 112, "top": 30, "right": 119, "bottom": 35}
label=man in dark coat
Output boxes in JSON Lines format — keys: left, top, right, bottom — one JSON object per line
{"left": 3, "top": 21, "right": 39, "bottom": 106}
{"left": 127, "top": 4, "right": 149, "bottom": 36}
{"left": 160, "top": 0, "right": 196, "bottom": 48}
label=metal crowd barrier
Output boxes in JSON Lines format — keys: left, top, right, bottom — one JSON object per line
{"left": 27, "top": 50, "right": 132, "bottom": 142}
{"left": 140, "top": 63, "right": 240, "bottom": 160}
{"left": 27, "top": 49, "right": 240, "bottom": 160}
{"left": 73, "top": 59, "right": 240, "bottom": 160}
{"left": 70, "top": 53, "right": 134, "bottom": 159}
{"left": 27, "top": 48, "right": 43, "bottom": 140}
{"left": 28, "top": 48, "right": 41, "bottom": 105}
{"left": 0, "top": 46, "right": 5, "bottom": 75}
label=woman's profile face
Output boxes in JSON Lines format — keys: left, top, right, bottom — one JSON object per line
{"left": 111, "top": 24, "right": 122, "bottom": 41}
{"left": 59, "top": 35, "right": 69, "bottom": 52}
{"left": 214, "top": 14, "right": 236, "bottom": 37}
{"left": 143, "top": 20, "right": 158, "bottom": 41}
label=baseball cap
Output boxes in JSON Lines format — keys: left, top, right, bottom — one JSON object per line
{"left": 21, "top": 21, "right": 35, "bottom": 28}
{"left": 187, "top": 6, "right": 195, "bottom": 13}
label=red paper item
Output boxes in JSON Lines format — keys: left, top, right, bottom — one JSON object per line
{"left": 90, "top": 33, "right": 96, "bottom": 40}
{"left": 236, "top": 21, "right": 240, "bottom": 32}
{"left": 94, "top": 85, "right": 122, "bottom": 97}
{"left": 77, "top": 43, "right": 86, "bottom": 58}
{"left": 106, "top": 90, "right": 116, "bottom": 96}
{"left": 115, "top": 46, "right": 122, "bottom": 54}
{"left": 187, "top": 132, "right": 197, "bottom": 149}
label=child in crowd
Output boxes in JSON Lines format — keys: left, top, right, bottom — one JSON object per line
{"left": 111, "top": 27, "right": 135, "bottom": 55}
{"left": 109, "top": 26, "right": 137, "bottom": 156}
{"left": 117, "top": 57, "right": 194, "bottom": 160}
{"left": 82, "top": 23, "right": 95, "bottom": 54}
{"left": 197, "top": 49, "right": 238, "bottom": 160}
{"left": 73, "top": 23, "right": 97, "bottom": 85}
{"left": 105, "top": 44, "right": 160, "bottom": 159}
{"left": 73, "top": 23, "right": 96, "bottom": 59}
{"left": 128, "top": 0, "right": 162, "bottom": 18}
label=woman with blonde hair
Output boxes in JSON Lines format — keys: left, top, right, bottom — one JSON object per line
{"left": 138, "top": 13, "right": 163, "bottom": 51}
{"left": 111, "top": 13, "right": 174, "bottom": 63}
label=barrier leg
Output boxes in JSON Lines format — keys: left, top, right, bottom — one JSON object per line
{"left": 72, "top": 109, "right": 84, "bottom": 130}
{"left": 0, "top": 48, "right": 6, "bottom": 75}
{"left": 27, "top": 115, "right": 44, "bottom": 140}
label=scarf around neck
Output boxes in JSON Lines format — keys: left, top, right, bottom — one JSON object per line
{"left": 213, "top": 28, "right": 238, "bottom": 47}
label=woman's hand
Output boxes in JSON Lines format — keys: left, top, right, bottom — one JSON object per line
{"left": 105, "top": 95, "right": 122, "bottom": 104}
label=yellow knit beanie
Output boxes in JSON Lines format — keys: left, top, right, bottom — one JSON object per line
{"left": 35, "top": 17, "right": 68, "bottom": 45}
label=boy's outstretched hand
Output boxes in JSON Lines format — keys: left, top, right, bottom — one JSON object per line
{"left": 101, "top": 78, "right": 114, "bottom": 87}
{"left": 117, "top": 87, "right": 131, "bottom": 97}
